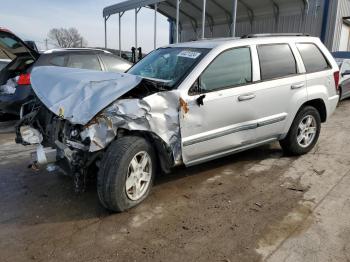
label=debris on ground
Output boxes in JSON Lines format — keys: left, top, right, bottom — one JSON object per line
{"left": 313, "top": 169, "right": 326, "bottom": 176}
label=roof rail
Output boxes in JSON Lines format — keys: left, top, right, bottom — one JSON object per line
{"left": 241, "top": 33, "right": 310, "bottom": 39}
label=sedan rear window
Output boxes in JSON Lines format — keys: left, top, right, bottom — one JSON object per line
{"left": 257, "top": 44, "right": 297, "bottom": 81}
{"left": 297, "top": 43, "right": 330, "bottom": 73}
{"left": 67, "top": 54, "right": 101, "bottom": 71}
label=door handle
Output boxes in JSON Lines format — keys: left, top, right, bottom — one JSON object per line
{"left": 238, "top": 93, "right": 256, "bottom": 101}
{"left": 291, "top": 83, "right": 305, "bottom": 89}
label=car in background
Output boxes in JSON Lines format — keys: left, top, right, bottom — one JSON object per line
{"left": 0, "top": 28, "right": 132, "bottom": 117}
{"left": 0, "top": 59, "right": 10, "bottom": 70}
{"left": 332, "top": 52, "right": 350, "bottom": 101}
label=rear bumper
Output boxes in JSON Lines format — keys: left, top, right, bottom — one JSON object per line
{"left": 0, "top": 85, "right": 33, "bottom": 115}
{"left": 327, "top": 95, "right": 339, "bottom": 118}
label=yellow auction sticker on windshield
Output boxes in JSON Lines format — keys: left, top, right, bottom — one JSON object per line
{"left": 177, "top": 50, "right": 201, "bottom": 59}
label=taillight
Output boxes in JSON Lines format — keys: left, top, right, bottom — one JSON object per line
{"left": 17, "top": 73, "right": 31, "bottom": 85}
{"left": 333, "top": 71, "right": 340, "bottom": 90}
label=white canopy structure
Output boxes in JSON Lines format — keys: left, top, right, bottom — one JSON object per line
{"left": 103, "top": 0, "right": 350, "bottom": 53}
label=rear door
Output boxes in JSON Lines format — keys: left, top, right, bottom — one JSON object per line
{"left": 253, "top": 43, "right": 307, "bottom": 140}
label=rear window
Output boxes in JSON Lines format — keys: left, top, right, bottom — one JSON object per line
{"left": 49, "top": 55, "right": 66, "bottom": 67}
{"left": 100, "top": 53, "right": 130, "bottom": 73}
{"left": 66, "top": 54, "right": 101, "bottom": 71}
{"left": 257, "top": 44, "right": 297, "bottom": 81}
{"left": 296, "top": 43, "right": 330, "bottom": 73}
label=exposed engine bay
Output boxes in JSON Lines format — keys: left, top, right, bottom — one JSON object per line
{"left": 15, "top": 66, "right": 182, "bottom": 192}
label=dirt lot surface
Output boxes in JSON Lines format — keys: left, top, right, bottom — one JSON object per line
{"left": 1, "top": 101, "right": 350, "bottom": 262}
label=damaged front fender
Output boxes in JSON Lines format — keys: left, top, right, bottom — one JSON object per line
{"left": 80, "top": 91, "right": 182, "bottom": 164}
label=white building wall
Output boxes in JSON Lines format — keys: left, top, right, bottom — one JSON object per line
{"left": 329, "top": 0, "right": 350, "bottom": 51}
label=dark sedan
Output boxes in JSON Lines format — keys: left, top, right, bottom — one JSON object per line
{"left": 0, "top": 28, "right": 132, "bottom": 118}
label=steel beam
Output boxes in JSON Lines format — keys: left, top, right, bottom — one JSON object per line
{"left": 202, "top": 0, "right": 207, "bottom": 38}
{"left": 176, "top": 0, "right": 180, "bottom": 43}
{"left": 135, "top": 8, "right": 141, "bottom": 51}
{"left": 231, "top": 0, "right": 237, "bottom": 37}
{"left": 154, "top": 3, "right": 157, "bottom": 49}
{"left": 118, "top": 12, "right": 124, "bottom": 57}
{"left": 104, "top": 15, "right": 110, "bottom": 48}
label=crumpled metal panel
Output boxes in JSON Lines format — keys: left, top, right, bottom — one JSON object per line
{"left": 80, "top": 91, "right": 182, "bottom": 163}
{"left": 30, "top": 66, "right": 142, "bottom": 125}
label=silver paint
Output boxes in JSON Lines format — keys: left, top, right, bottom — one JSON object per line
{"left": 80, "top": 91, "right": 182, "bottom": 163}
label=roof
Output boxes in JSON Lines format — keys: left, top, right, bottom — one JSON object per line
{"left": 44, "top": 48, "right": 112, "bottom": 54}
{"left": 103, "top": 0, "right": 307, "bottom": 25}
{"left": 164, "top": 35, "right": 317, "bottom": 49}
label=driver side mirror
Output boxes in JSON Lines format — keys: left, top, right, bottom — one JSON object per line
{"left": 188, "top": 78, "right": 206, "bottom": 107}
{"left": 342, "top": 70, "right": 350, "bottom": 77}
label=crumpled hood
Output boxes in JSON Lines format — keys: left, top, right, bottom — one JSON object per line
{"left": 30, "top": 66, "right": 143, "bottom": 125}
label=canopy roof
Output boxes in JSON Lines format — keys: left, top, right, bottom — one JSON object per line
{"left": 103, "top": 0, "right": 308, "bottom": 25}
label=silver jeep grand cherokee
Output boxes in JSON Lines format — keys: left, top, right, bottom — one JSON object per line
{"left": 16, "top": 34, "right": 339, "bottom": 212}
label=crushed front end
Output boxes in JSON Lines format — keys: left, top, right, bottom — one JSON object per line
{"left": 15, "top": 66, "right": 182, "bottom": 192}
{"left": 16, "top": 99, "right": 99, "bottom": 192}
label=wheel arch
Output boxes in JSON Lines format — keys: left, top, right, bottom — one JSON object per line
{"left": 115, "top": 128, "right": 175, "bottom": 174}
{"left": 300, "top": 98, "right": 327, "bottom": 123}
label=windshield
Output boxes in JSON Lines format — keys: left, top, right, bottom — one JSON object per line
{"left": 128, "top": 47, "right": 209, "bottom": 88}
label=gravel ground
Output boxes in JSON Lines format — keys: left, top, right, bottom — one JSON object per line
{"left": 0, "top": 100, "right": 350, "bottom": 262}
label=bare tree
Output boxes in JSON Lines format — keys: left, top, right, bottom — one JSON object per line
{"left": 48, "top": 28, "right": 87, "bottom": 48}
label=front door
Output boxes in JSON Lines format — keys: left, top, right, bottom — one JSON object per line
{"left": 180, "top": 46, "right": 258, "bottom": 165}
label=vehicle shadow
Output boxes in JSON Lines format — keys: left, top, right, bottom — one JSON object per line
{"left": 0, "top": 142, "right": 291, "bottom": 226}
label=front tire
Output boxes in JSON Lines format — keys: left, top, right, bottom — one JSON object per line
{"left": 279, "top": 106, "right": 321, "bottom": 155}
{"left": 97, "top": 136, "right": 156, "bottom": 212}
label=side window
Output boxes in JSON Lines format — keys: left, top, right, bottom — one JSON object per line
{"left": 100, "top": 54, "right": 129, "bottom": 73}
{"left": 49, "top": 55, "right": 66, "bottom": 67}
{"left": 296, "top": 43, "right": 330, "bottom": 73}
{"left": 200, "top": 47, "right": 252, "bottom": 93}
{"left": 66, "top": 54, "right": 101, "bottom": 71}
{"left": 341, "top": 60, "right": 350, "bottom": 74}
{"left": 257, "top": 44, "right": 297, "bottom": 81}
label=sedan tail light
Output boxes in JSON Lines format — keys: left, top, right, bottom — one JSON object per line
{"left": 17, "top": 73, "right": 31, "bottom": 85}
{"left": 333, "top": 71, "right": 340, "bottom": 91}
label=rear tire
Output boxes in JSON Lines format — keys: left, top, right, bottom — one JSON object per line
{"left": 97, "top": 136, "right": 156, "bottom": 212}
{"left": 279, "top": 106, "right": 321, "bottom": 155}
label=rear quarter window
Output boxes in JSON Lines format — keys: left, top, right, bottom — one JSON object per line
{"left": 49, "top": 55, "right": 66, "bottom": 66}
{"left": 296, "top": 43, "right": 331, "bottom": 73}
{"left": 257, "top": 44, "right": 297, "bottom": 81}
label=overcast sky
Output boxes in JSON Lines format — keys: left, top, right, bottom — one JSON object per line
{"left": 1, "top": 0, "right": 170, "bottom": 52}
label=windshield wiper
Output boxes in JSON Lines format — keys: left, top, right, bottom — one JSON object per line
{"left": 142, "top": 78, "right": 173, "bottom": 91}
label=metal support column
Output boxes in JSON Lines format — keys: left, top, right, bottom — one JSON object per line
{"left": 135, "top": 8, "right": 138, "bottom": 50}
{"left": 154, "top": 3, "right": 158, "bottom": 49}
{"left": 119, "top": 13, "right": 122, "bottom": 56}
{"left": 202, "top": 0, "right": 207, "bottom": 39}
{"left": 104, "top": 17, "right": 107, "bottom": 48}
{"left": 104, "top": 15, "right": 110, "bottom": 48}
{"left": 231, "top": 0, "right": 238, "bottom": 37}
{"left": 176, "top": 0, "right": 180, "bottom": 43}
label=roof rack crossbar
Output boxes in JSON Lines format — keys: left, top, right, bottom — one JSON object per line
{"left": 241, "top": 33, "right": 310, "bottom": 38}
